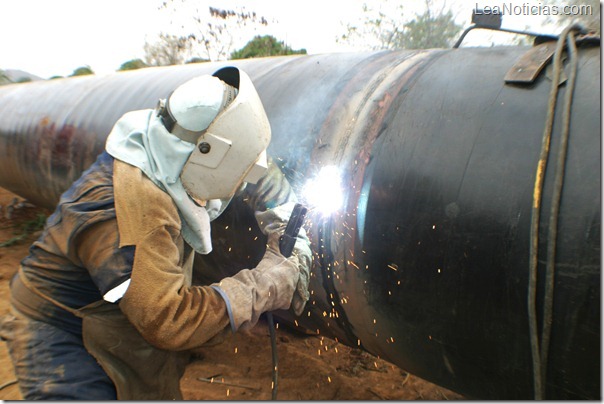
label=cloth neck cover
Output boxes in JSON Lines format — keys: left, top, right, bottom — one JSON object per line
{"left": 105, "top": 109, "right": 231, "bottom": 254}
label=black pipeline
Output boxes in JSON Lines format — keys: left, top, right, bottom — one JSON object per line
{"left": 0, "top": 45, "right": 599, "bottom": 399}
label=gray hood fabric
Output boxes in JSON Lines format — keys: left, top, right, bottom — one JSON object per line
{"left": 106, "top": 109, "right": 231, "bottom": 254}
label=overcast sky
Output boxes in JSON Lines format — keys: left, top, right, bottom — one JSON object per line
{"left": 1, "top": 0, "right": 367, "bottom": 78}
{"left": 0, "top": 0, "right": 558, "bottom": 79}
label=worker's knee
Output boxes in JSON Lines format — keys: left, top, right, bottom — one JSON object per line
{"left": 1, "top": 308, "right": 116, "bottom": 400}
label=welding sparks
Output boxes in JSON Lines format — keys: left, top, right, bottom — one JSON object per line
{"left": 302, "top": 165, "right": 344, "bottom": 216}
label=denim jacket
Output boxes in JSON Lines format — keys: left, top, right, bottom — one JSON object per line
{"left": 12, "top": 152, "right": 134, "bottom": 335}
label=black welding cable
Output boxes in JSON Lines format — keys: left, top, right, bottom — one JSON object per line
{"left": 527, "top": 28, "right": 564, "bottom": 401}
{"left": 527, "top": 23, "right": 583, "bottom": 400}
{"left": 541, "top": 27, "right": 580, "bottom": 391}
{"left": 267, "top": 312, "right": 279, "bottom": 400}
{"left": 0, "top": 380, "right": 18, "bottom": 391}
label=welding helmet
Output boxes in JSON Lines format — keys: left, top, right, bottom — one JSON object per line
{"left": 160, "top": 67, "right": 270, "bottom": 201}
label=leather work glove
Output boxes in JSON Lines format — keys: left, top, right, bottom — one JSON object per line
{"left": 254, "top": 202, "right": 312, "bottom": 316}
{"left": 211, "top": 231, "right": 301, "bottom": 330}
{"left": 239, "top": 159, "right": 312, "bottom": 315}
{"left": 242, "top": 157, "right": 297, "bottom": 211}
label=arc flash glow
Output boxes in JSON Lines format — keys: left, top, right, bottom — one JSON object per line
{"left": 302, "top": 165, "right": 344, "bottom": 216}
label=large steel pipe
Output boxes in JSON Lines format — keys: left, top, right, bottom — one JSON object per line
{"left": 0, "top": 46, "right": 599, "bottom": 399}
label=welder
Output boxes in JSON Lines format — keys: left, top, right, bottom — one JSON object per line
{"left": 0, "top": 67, "right": 311, "bottom": 400}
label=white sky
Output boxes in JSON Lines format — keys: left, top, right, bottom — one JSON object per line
{"left": 0, "top": 0, "right": 561, "bottom": 79}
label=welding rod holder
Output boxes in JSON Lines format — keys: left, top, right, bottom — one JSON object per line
{"left": 278, "top": 203, "right": 308, "bottom": 258}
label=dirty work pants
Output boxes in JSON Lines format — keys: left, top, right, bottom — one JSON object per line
{"left": 0, "top": 307, "right": 117, "bottom": 400}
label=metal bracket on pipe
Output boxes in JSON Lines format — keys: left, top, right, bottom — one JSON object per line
{"left": 504, "top": 42, "right": 558, "bottom": 85}
{"left": 452, "top": 9, "right": 555, "bottom": 49}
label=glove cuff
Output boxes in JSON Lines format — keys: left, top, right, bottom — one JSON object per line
{"left": 210, "top": 261, "right": 296, "bottom": 331}
{"left": 210, "top": 285, "right": 238, "bottom": 332}
{"left": 211, "top": 274, "right": 255, "bottom": 331}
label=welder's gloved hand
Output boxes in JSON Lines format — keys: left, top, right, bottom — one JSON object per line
{"left": 242, "top": 157, "right": 297, "bottom": 212}
{"left": 210, "top": 232, "right": 300, "bottom": 331}
{"left": 255, "top": 202, "right": 312, "bottom": 316}
{"left": 286, "top": 226, "right": 311, "bottom": 316}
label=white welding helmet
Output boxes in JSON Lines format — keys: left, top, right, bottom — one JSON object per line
{"left": 167, "top": 66, "right": 270, "bottom": 201}
{"left": 161, "top": 74, "right": 237, "bottom": 142}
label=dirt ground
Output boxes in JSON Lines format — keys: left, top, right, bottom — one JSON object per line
{"left": 0, "top": 187, "right": 464, "bottom": 400}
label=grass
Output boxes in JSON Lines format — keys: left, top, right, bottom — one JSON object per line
{"left": 0, "top": 213, "right": 47, "bottom": 247}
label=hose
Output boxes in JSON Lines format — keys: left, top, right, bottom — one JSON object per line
{"left": 0, "top": 380, "right": 18, "bottom": 391}
{"left": 527, "top": 23, "right": 583, "bottom": 400}
{"left": 266, "top": 203, "right": 307, "bottom": 400}
{"left": 541, "top": 25, "right": 580, "bottom": 394}
{"left": 267, "top": 312, "right": 279, "bottom": 400}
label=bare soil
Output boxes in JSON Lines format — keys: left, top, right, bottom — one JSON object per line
{"left": 0, "top": 187, "right": 464, "bottom": 400}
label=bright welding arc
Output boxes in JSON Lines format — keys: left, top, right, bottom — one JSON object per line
{"left": 302, "top": 165, "right": 344, "bottom": 216}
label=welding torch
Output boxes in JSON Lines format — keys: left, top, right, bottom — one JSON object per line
{"left": 266, "top": 202, "right": 307, "bottom": 400}
{"left": 278, "top": 203, "right": 308, "bottom": 258}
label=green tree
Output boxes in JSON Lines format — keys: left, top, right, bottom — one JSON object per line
{"left": 118, "top": 58, "right": 149, "bottom": 71}
{"left": 339, "top": 0, "right": 462, "bottom": 50}
{"left": 399, "top": 7, "right": 462, "bottom": 49}
{"left": 70, "top": 66, "right": 94, "bottom": 76}
{"left": 339, "top": 3, "right": 402, "bottom": 50}
{"left": 547, "top": 0, "right": 600, "bottom": 34}
{"left": 185, "top": 57, "right": 209, "bottom": 64}
{"left": 144, "top": 33, "right": 194, "bottom": 66}
{"left": 230, "top": 35, "right": 306, "bottom": 59}
{"left": 155, "top": 3, "right": 269, "bottom": 62}
{"left": 0, "top": 70, "right": 12, "bottom": 86}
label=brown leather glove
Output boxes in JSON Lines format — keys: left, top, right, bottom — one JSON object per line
{"left": 210, "top": 232, "right": 300, "bottom": 330}
{"left": 254, "top": 202, "right": 311, "bottom": 315}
